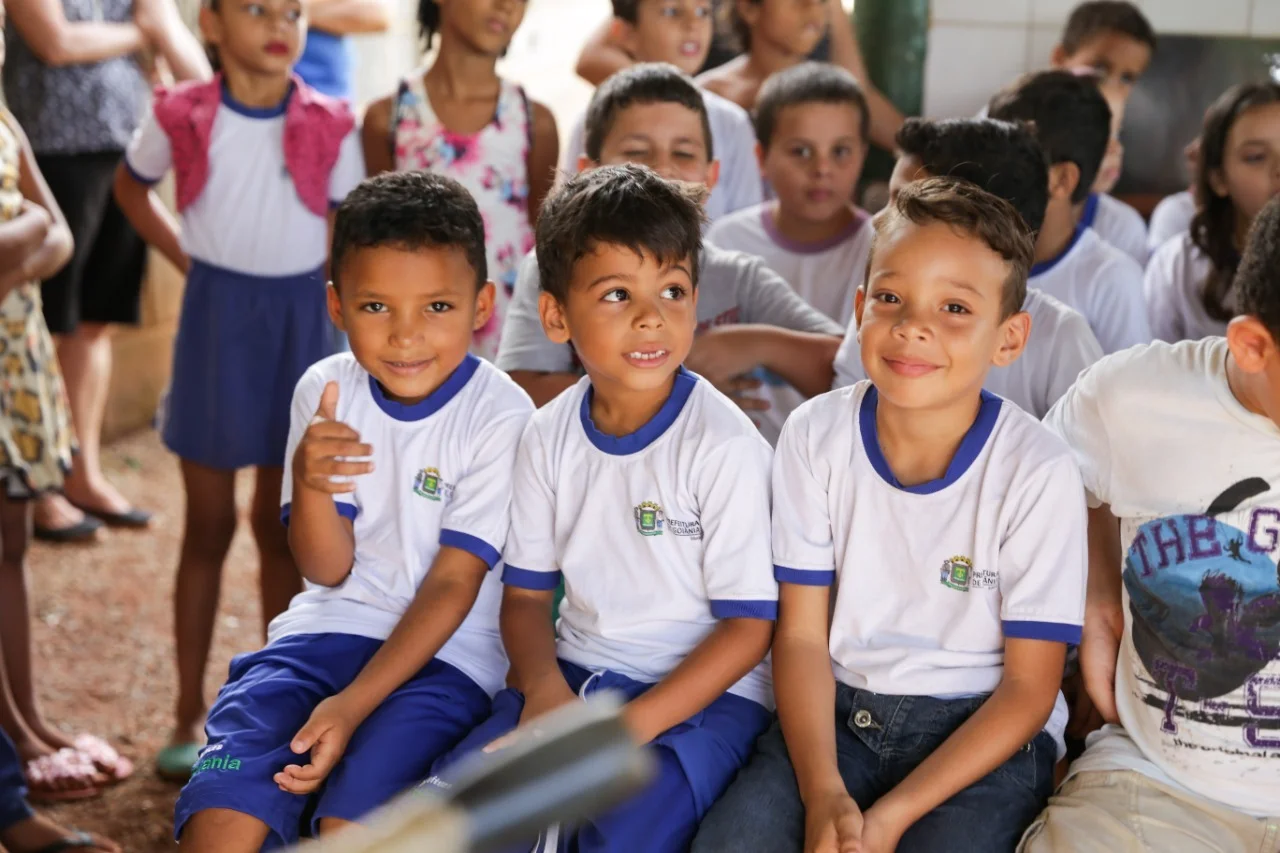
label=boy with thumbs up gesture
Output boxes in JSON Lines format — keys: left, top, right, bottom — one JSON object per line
{"left": 174, "top": 173, "right": 535, "bottom": 851}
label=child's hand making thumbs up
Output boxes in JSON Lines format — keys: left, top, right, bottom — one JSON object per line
{"left": 293, "top": 381, "right": 375, "bottom": 495}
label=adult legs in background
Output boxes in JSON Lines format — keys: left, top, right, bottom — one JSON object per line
{"left": 251, "top": 466, "right": 299, "bottom": 634}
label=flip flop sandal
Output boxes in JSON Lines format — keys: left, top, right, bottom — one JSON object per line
{"left": 23, "top": 749, "right": 104, "bottom": 803}
{"left": 155, "top": 741, "right": 202, "bottom": 783}
{"left": 69, "top": 503, "right": 152, "bottom": 529}
{"left": 32, "top": 830, "right": 110, "bottom": 853}
{"left": 72, "top": 735, "right": 134, "bottom": 784}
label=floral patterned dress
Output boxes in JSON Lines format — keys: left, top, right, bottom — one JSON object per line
{"left": 0, "top": 109, "right": 74, "bottom": 497}
{"left": 392, "top": 72, "right": 535, "bottom": 362}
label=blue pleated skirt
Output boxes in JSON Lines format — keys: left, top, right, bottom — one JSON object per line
{"left": 161, "top": 260, "right": 332, "bottom": 470}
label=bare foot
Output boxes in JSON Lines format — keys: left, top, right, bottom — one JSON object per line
{"left": 21, "top": 748, "right": 107, "bottom": 802}
{"left": 171, "top": 711, "right": 207, "bottom": 748}
{"left": 0, "top": 813, "right": 120, "bottom": 853}
{"left": 62, "top": 473, "right": 134, "bottom": 518}
{"left": 32, "top": 494, "right": 92, "bottom": 532}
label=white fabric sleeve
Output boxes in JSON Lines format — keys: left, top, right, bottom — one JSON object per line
{"left": 736, "top": 253, "right": 843, "bottom": 335}
{"left": 1042, "top": 361, "right": 1115, "bottom": 509}
{"left": 997, "top": 453, "right": 1088, "bottom": 644}
{"left": 1098, "top": 197, "right": 1149, "bottom": 267}
{"left": 1089, "top": 254, "right": 1152, "bottom": 353}
{"left": 1040, "top": 310, "right": 1103, "bottom": 417}
{"left": 1143, "top": 238, "right": 1186, "bottom": 344}
{"left": 696, "top": 435, "right": 778, "bottom": 619}
{"left": 327, "top": 128, "right": 367, "bottom": 207}
{"left": 439, "top": 408, "right": 531, "bottom": 569}
{"left": 771, "top": 410, "right": 837, "bottom": 584}
{"left": 708, "top": 101, "right": 764, "bottom": 221}
{"left": 500, "top": 422, "right": 561, "bottom": 590}
{"left": 1146, "top": 192, "right": 1194, "bottom": 256}
{"left": 124, "top": 107, "right": 172, "bottom": 185}
{"left": 494, "top": 252, "right": 578, "bottom": 374}
{"left": 280, "top": 364, "right": 358, "bottom": 524}
{"left": 831, "top": 322, "right": 866, "bottom": 389}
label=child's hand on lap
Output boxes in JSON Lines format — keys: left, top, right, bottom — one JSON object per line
{"left": 294, "top": 382, "right": 374, "bottom": 495}
{"left": 804, "top": 789, "right": 862, "bottom": 853}
{"left": 274, "top": 693, "right": 363, "bottom": 794}
{"left": 850, "top": 802, "right": 907, "bottom": 853}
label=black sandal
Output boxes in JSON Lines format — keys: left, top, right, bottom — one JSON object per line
{"left": 33, "top": 516, "right": 102, "bottom": 543}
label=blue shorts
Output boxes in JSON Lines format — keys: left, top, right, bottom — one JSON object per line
{"left": 174, "top": 633, "right": 491, "bottom": 849}
{"left": 428, "top": 660, "right": 770, "bottom": 853}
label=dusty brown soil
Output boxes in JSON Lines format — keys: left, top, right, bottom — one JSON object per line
{"left": 31, "top": 429, "right": 264, "bottom": 852}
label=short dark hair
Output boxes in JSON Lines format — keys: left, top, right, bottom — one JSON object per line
{"left": 417, "top": 0, "right": 441, "bottom": 47}
{"left": 988, "top": 70, "right": 1111, "bottom": 205}
{"left": 611, "top": 0, "right": 640, "bottom": 23}
{"left": 536, "top": 164, "right": 707, "bottom": 304}
{"left": 1060, "top": 1, "right": 1156, "bottom": 55}
{"left": 1236, "top": 195, "right": 1280, "bottom": 340}
{"left": 721, "top": 0, "right": 757, "bottom": 52}
{"left": 331, "top": 171, "right": 487, "bottom": 292}
{"left": 754, "top": 62, "right": 870, "bottom": 149}
{"left": 583, "top": 63, "right": 715, "bottom": 162}
{"left": 895, "top": 117, "right": 1049, "bottom": 235}
{"left": 872, "top": 177, "right": 1033, "bottom": 319}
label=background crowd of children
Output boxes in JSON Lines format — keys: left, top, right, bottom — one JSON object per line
{"left": 0, "top": 0, "right": 1277, "bottom": 851}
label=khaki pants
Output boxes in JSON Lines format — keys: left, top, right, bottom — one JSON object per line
{"left": 1018, "top": 770, "right": 1280, "bottom": 853}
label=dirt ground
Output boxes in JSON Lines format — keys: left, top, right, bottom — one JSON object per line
{"left": 31, "top": 429, "right": 264, "bottom": 852}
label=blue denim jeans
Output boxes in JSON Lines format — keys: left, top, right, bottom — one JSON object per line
{"left": 0, "top": 726, "right": 34, "bottom": 834}
{"left": 691, "top": 683, "right": 1056, "bottom": 853}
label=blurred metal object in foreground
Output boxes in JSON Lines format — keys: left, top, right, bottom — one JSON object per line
{"left": 293, "top": 694, "right": 652, "bottom": 853}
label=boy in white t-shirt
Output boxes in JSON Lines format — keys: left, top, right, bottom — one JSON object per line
{"left": 428, "top": 164, "right": 778, "bottom": 852}
{"left": 694, "top": 177, "right": 1088, "bottom": 853}
{"left": 707, "top": 62, "right": 871, "bottom": 443}
{"left": 559, "top": 0, "right": 761, "bottom": 221}
{"left": 175, "top": 172, "right": 534, "bottom": 850}
{"left": 832, "top": 117, "right": 1103, "bottom": 419}
{"left": 1021, "top": 197, "right": 1280, "bottom": 853}
{"left": 990, "top": 70, "right": 1151, "bottom": 354}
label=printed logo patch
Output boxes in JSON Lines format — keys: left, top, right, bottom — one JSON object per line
{"left": 413, "top": 467, "right": 444, "bottom": 501}
{"left": 635, "top": 501, "right": 665, "bottom": 536}
{"left": 940, "top": 556, "right": 973, "bottom": 591}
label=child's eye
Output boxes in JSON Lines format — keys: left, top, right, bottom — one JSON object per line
{"left": 789, "top": 145, "right": 813, "bottom": 160}
{"left": 943, "top": 303, "right": 970, "bottom": 315}
{"left": 602, "top": 288, "right": 629, "bottom": 303}
{"left": 1243, "top": 152, "right": 1268, "bottom": 165}
{"left": 246, "top": 3, "right": 265, "bottom": 14}
{"left": 622, "top": 149, "right": 651, "bottom": 161}
{"left": 871, "top": 291, "right": 899, "bottom": 304}
{"left": 659, "top": 4, "right": 678, "bottom": 17}
{"left": 427, "top": 301, "right": 453, "bottom": 313}
{"left": 833, "top": 145, "right": 852, "bottom": 159}
{"left": 360, "top": 301, "right": 387, "bottom": 313}
{"left": 694, "top": 4, "right": 711, "bottom": 17}
{"left": 284, "top": 7, "right": 301, "bottom": 21}
{"left": 673, "top": 150, "right": 697, "bottom": 161}
{"left": 1120, "top": 73, "right": 1137, "bottom": 85}
{"left": 661, "top": 284, "right": 687, "bottom": 300}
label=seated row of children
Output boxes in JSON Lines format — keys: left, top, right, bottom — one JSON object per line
{"left": 171, "top": 155, "right": 1280, "bottom": 852}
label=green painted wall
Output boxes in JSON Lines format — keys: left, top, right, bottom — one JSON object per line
{"left": 854, "top": 0, "right": 928, "bottom": 181}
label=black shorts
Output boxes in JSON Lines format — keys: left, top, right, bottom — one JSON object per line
{"left": 35, "top": 150, "right": 146, "bottom": 334}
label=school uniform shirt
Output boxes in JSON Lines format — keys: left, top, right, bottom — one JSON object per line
{"left": 1148, "top": 190, "right": 1196, "bottom": 257}
{"left": 559, "top": 88, "right": 762, "bottom": 222}
{"left": 1144, "top": 232, "right": 1224, "bottom": 343}
{"left": 495, "top": 242, "right": 843, "bottom": 374}
{"left": 707, "top": 203, "right": 867, "bottom": 444}
{"left": 124, "top": 85, "right": 366, "bottom": 276}
{"left": 272, "top": 353, "right": 534, "bottom": 697}
{"left": 772, "top": 382, "right": 1088, "bottom": 755}
{"left": 500, "top": 368, "right": 779, "bottom": 708}
{"left": 831, "top": 288, "right": 1102, "bottom": 420}
{"left": 1081, "top": 192, "right": 1148, "bottom": 267}
{"left": 1044, "top": 337, "right": 1280, "bottom": 817}
{"left": 1030, "top": 225, "right": 1150, "bottom": 355}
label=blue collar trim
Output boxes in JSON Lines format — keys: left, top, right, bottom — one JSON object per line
{"left": 220, "top": 81, "right": 292, "bottom": 118}
{"left": 368, "top": 354, "right": 480, "bottom": 422}
{"left": 580, "top": 368, "right": 697, "bottom": 455}
{"left": 1030, "top": 221, "right": 1086, "bottom": 278}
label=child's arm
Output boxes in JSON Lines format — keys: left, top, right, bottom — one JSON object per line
{"left": 360, "top": 96, "right": 396, "bottom": 177}
{"left": 824, "top": 2, "right": 904, "bottom": 152}
{"left": 113, "top": 165, "right": 186, "bottom": 273}
{"left": 526, "top": 100, "right": 559, "bottom": 227}
{"left": 8, "top": 118, "right": 73, "bottom": 289}
{"left": 1081, "top": 504, "right": 1123, "bottom": 723}
{"left": 686, "top": 324, "right": 843, "bottom": 399}
{"left": 574, "top": 18, "right": 634, "bottom": 87}
{"left": 0, "top": 203, "right": 53, "bottom": 296}
{"left": 7, "top": 0, "right": 145, "bottom": 66}
{"left": 133, "top": 0, "right": 211, "bottom": 82}
{"left": 502, "top": 586, "right": 576, "bottom": 723}
{"left": 305, "top": 0, "right": 391, "bottom": 36}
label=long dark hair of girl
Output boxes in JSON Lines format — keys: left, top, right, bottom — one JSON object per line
{"left": 203, "top": 0, "right": 222, "bottom": 72}
{"left": 1191, "top": 81, "right": 1280, "bottom": 323}
{"left": 417, "top": 0, "right": 441, "bottom": 50}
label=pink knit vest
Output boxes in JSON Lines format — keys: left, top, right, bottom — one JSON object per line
{"left": 152, "top": 73, "right": 354, "bottom": 218}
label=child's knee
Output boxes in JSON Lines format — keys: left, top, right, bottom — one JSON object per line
{"left": 177, "top": 806, "right": 272, "bottom": 853}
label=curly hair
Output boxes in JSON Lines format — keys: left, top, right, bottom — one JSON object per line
{"left": 1235, "top": 195, "right": 1280, "bottom": 339}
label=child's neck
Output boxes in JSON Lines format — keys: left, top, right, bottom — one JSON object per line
{"left": 220, "top": 65, "right": 292, "bottom": 109}
{"left": 745, "top": 39, "right": 803, "bottom": 84}
{"left": 874, "top": 389, "right": 982, "bottom": 487}
{"left": 1033, "top": 199, "right": 1079, "bottom": 266}
{"left": 589, "top": 372, "right": 676, "bottom": 438}
{"left": 770, "top": 200, "right": 855, "bottom": 246}
{"left": 425, "top": 34, "right": 501, "bottom": 97}
{"left": 1226, "top": 352, "right": 1279, "bottom": 424}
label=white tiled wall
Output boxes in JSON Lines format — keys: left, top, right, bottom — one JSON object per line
{"left": 924, "top": 0, "right": 1280, "bottom": 118}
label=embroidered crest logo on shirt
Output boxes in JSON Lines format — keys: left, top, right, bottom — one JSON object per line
{"left": 414, "top": 467, "right": 444, "bottom": 501}
{"left": 940, "top": 556, "right": 973, "bottom": 591}
{"left": 635, "top": 501, "right": 665, "bottom": 536}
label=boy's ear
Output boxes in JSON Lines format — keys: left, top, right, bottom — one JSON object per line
{"left": 992, "top": 309, "right": 1031, "bottom": 369}
{"left": 612, "top": 17, "right": 640, "bottom": 58}
{"left": 538, "top": 290, "right": 572, "bottom": 344}
{"left": 704, "top": 158, "right": 721, "bottom": 192}
{"left": 1049, "top": 43, "right": 1069, "bottom": 69}
{"left": 754, "top": 141, "right": 766, "bottom": 176}
{"left": 1226, "top": 314, "right": 1278, "bottom": 375}
{"left": 1048, "top": 161, "right": 1081, "bottom": 202}
{"left": 473, "top": 281, "right": 496, "bottom": 334}
{"left": 1208, "top": 166, "right": 1230, "bottom": 199}
{"left": 326, "top": 283, "right": 346, "bottom": 332}
{"left": 853, "top": 285, "right": 866, "bottom": 331}
{"left": 576, "top": 154, "right": 596, "bottom": 175}
{"left": 198, "top": 7, "right": 221, "bottom": 48}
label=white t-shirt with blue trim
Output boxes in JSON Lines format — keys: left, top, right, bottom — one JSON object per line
{"left": 1082, "top": 192, "right": 1148, "bottom": 267}
{"left": 500, "top": 368, "right": 779, "bottom": 708}
{"left": 271, "top": 353, "right": 534, "bottom": 696}
{"left": 772, "top": 382, "right": 1088, "bottom": 753}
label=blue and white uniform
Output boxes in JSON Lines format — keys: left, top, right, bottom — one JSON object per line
{"left": 174, "top": 353, "right": 532, "bottom": 847}
{"left": 125, "top": 84, "right": 366, "bottom": 469}
{"left": 1143, "top": 232, "right": 1222, "bottom": 343}
{"left": 431, "top": 369, "right": 777, "bottom": 853}
{"left": 1081, "top": 191, "right": 1148, "bottom": 267}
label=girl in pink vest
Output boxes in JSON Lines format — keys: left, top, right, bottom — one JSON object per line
{"left": 113, "top": 0, "right": 365, "bottom": 781}
{"left": 361, "top": 0, "right": 559, "bottom": 362}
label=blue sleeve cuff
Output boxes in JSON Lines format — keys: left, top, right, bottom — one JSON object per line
{"left": 774, "top": 565, "right": 835, "bottom": 586}
{"left": 502, "top": 564, "right": 562, "bottom": 590}
{"left": 1002, "top": 620, "right": 1082, "bottom": 645}
{"left": 710, "top": 599, "right": 778, "bottom": 620}
{"left": 124, "top": 158, "right": 162, "bottom": 186}
{"left": 328, "top": 199, "right": 343, "bottom": 210}
{"left": 440, "top": 529, "right": 501, "bottom": 570}
{"left": 280, "top": 500, "right": 358, "bottom": 527}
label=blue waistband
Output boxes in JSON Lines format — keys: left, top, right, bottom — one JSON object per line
{"left": 188, "top": 258, "right": 326, "bottom": 288}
